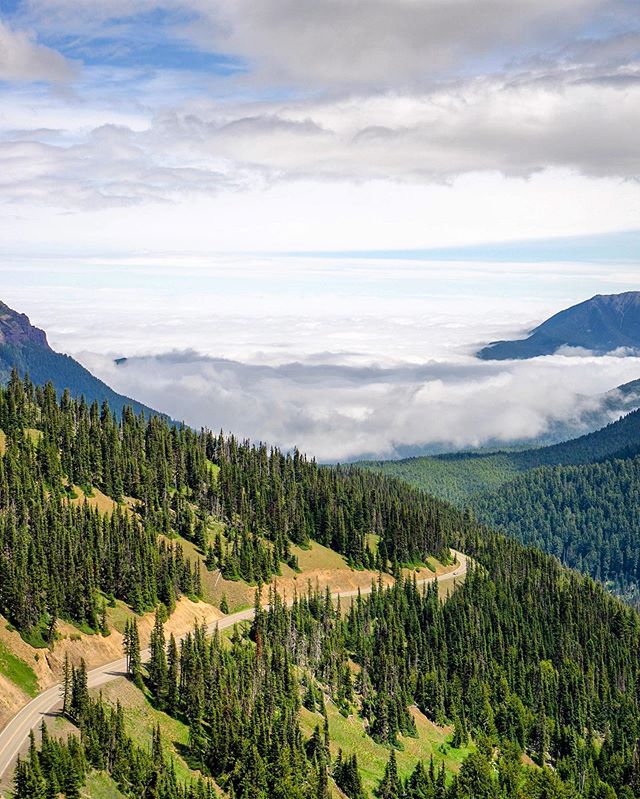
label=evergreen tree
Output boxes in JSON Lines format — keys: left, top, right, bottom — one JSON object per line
{"left": 148, "top": 608, "right": 168, "bottom": 705}
{"left": 377, "top": 750, "right": 401, "bottom": 799}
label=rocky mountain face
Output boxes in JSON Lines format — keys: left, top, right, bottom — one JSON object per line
{"left": 0, "top": 301, "right": 49, "bottom": 349}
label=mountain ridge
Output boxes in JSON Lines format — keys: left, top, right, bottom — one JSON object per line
{"left": 478, "top": 290, "right": 640, "bottom": 360}
{"left": 0, "top": 299, "right": 173, "bottom": 422}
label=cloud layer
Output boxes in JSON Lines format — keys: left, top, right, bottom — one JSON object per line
{"left": 3, "top": 257, "right": 639, "bottom": 462}
{"left": 0, "top": 0, "right": 638, "bottom": 215}
{"left": 0, "top": 1, "right": 638, "bottom": 463}
{"left": 17, "top": 0, "right": 637, "bottom": 88}
{"left": 2, "top": 73, "right": 640, "bottom": 213}
{"left": 78, "top": 348, "right": 640, "bottom": 462}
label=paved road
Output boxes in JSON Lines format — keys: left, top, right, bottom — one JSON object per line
{"left": 0, "top": 550, "right": 467, "bottom": 783}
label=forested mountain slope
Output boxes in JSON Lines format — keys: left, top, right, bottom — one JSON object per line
{"left": 472, "top": 455, "right": 640, "bottom": 604}
{"left": 7, "top": 373, "right": 640, "bottom": 796}
{"left": 13, "top": 509, "right": 640, "bottom": 799}
{"left": 0, "top": 371, "right": 449, "bottom": 640}
{"left": 0, "top": 299, "right": 171, "bottom": 421}
{"left": 360, "top": 406, "right": 640, "bottom": 505}
{"left": 362, "top": 408, "right": 640, "bottom": 608}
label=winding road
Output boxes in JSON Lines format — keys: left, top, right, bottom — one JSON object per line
{"left": 0, "top": 550, "right": 467, "bottom": 785}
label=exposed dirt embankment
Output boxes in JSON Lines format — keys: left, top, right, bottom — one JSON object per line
{"left": 0, "top": 597, "right": 223, "bottom": 731}
{"left": 258, "top": 545, "right": 460, "bottom": 605}
{"left": 0, "top": 674, "right": 28, "bottom": 727}
{"left": 271, "top": 567, "right": 394, "bottom": 600}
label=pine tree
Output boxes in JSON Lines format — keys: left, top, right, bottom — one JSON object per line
{"left": 166, "top": 632, "right": 179, "bottom": 714}
{"left": 124, "top": 617, "right": 143, "bottom": 688}
{"left": 377, "top": 750, "right": 401, "bottom": 799}
{"left": 334, "top": 751, "right": 366, "bottom": 799}
{"left": 70, "top": 660, "right": 89, "bottom": 722}
{"left": 148, "top": 608, "right": 168, "bottom": 705}
{"left": 63, "top": 762, "right": 82, "bottom": 799}
{"left": 61, "top": 652, "right": 72, "bottom": 716}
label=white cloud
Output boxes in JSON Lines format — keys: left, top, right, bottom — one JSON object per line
{"left": 157, "top": 73, "right": 640, "bottom": 182}
{"left": 75, "top": 347, "right": 640, "bottom": 461}
{"left": 0, "top": 19, "right": 73, "bottom": 82}
{"left": 1, "top": 66, "right": 640, "bottom": 217}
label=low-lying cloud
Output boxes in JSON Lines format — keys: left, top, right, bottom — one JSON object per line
{"left": 77, "top": 348, "right": 640, "bottom": 462}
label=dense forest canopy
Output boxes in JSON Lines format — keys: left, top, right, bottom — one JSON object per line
{"left": 360, "top": 407, "right": 640, "bottom": 609}
{"left": 472, "top": 455, "right": 640, "bottom": 605}
{"left": 0, "top": 371, "right": 450, "bottom": 639}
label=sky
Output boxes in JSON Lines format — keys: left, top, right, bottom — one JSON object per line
{"left": 1, "top": 0, "right": 640, "bottom": 460}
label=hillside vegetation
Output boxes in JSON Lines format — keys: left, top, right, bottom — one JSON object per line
{"left": 360, "top": 406, "right": 640, "bottom": 504}
{"left": 362, "top": 406, "right": 640, "bottom": 610}
{"left": 472, "top": 455, "right": 640, "bottom": 604}
{"left": 0, "top": 371, "right": 450, "bottom": 643}
{"left": 6, "top": 373, "right": 640, "bottom": 797}
{"left": 16, "top": 525, "right": 640, "bottom": 799}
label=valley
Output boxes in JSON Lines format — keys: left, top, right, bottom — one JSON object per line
{"left": 363, "top": 403, "right": 640, "bottom": 605}
{"left": 3, "top": 297, "right": 640, "bottom": 798}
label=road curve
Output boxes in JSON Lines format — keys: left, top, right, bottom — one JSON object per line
{"left": 0, "top": 550, "right": 467, "bottom": 783}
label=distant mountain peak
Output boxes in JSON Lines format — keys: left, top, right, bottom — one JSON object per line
{"left": 0, "top": 300, "right": 50, "bottom": 349}
{"left": 0, "top": 298, "right": 173, "bottom": 422}
{"left": 477, "top": 290, "right": 640, "bottom": 360}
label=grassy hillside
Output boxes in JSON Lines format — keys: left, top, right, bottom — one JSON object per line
{"left": 300, "top": 702, "right": 472, "bottom": 796}
{"left": 82, "top": 773, "right": 127, "bottom": 799}
{"left": 8, "top": 372, "right": 640, "bottom": 797}
{"left": 94, "top": 679, "right": 204, "bottom": 786}
{"left": 0, "top": 640, "right": 38, "bottom": 697}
